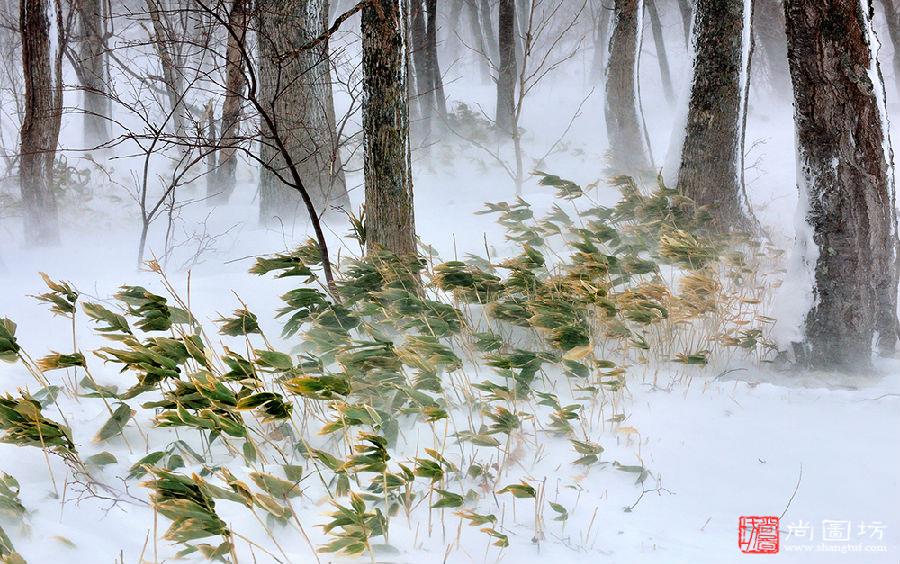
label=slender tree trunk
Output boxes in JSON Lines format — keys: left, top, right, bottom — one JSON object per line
{"left": 211, "top": 0, "right": 248, "bottom": 203}
{"left": 514, "top": 0, "right": 526, "bottom": 73}
{"left": 479, "top": 0, "right": 499, "bottom": 66}
{"left": 146, "top": 0, "right": 186, "bottom": 138}
{"left": 674, "top": 0, "right": 753, "bottom": 229}
{"left": 76, "top": 0, "right": 109, "bottom": 147}
{"left": 752, "top": 0, "right": 791, "bottom": 99}
{"left": 464, "top": 0, "right": 490, "bottom": 82}
{"left": 425, "top": 0, "right": 447, "bottom": 120}
{"left": 881, "top": 0, "right": 900, "bottom": 96}
{"left": 410, "top": 0, "right": 431, "bottom": 138}
{"left": 645, "top": 0, "right": 673, "bottom": 103}
{"left": 496, "top": 0, "right": 516, "bottom": 134}
{"left": 205, "top": 102, "right": 217, "bottom": 196}
{"left": 785, "top": 0, "right": 899, "bottom": 368}
{"left": 605, "top": 0, "right": 652, "bottom": 175}
{"left": 676, "top": 0, "right": 692, "bottom": 48}
{"left": 362, "top": 0, "right": 417, "bottom": 256}
{"left": 448, "top": 0, "right": 464, "bottom": 52}
{"left": 19, "top": 0, "right": 60, "bottom": 246}
{"left": 257, "top": 0, "right": 349, "bottom": 224}
{"left": 590, "top": 1, "right": 612, "bottom": 82}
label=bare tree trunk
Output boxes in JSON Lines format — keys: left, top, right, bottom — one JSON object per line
{"left": 605, "top": 0, "right": 652, "bottom": 175}
{"left": 496, "top": 0, "right": 516, "bottom": 134}
{"left": 76, "top": 0, "right": 109, "bottom": 147}
{"left": 590, "top": 0, "right": 611, "bottom": 82}
{"left": 785, "top": 0, "right": 899, "bottom": 368}
{"left": 205, "top": 101, "right": 217, "bottom": 195}
{"left": 362, "top": 0, "right": 417, "bottom": 256}
{"left": 210, "top": 0, "right": 248, "bottom": 203}
{"left": 752, "top": 0, "right": 791, "bottom": 99}
{"left": 479, "top": 0, "right": 498, "bottom": 67}
{"left": 425, "top": 0, "right": 447, "bottom": 120}
{"left": 676, "top": 0, "right": 691, "bottom": 48}
{"left": 19, "top": 0, "right": 61, "bottom": 246}
{"left": 146, "top": 0, "right": 186, "bottom": 138}
{"left": 257, "top": 0, "right": 349, "bottom": 224}
{"left": 463, "top": 0, "right": 490, "bottom": 82}
{"left": 881, "top": 0, "right": 900, "bottom": 96}
{"left": 674, "top": 0, "right": 753, "bottom": 229}
{"left": 448, "top": 0, "right": 464, "bottom": 56}
{"left": 514, "top": 0, "right": 526, "bottom": 72}
{"left": 645, "top": 0, "right": 673, "bottom": 103}
{"left": 410, "top": 0, "right": 431, "bottom": 138}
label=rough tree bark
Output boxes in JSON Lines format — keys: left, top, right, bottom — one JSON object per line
{"left": 496, "top": 0, "right": 516, "bottom": 134}
{"left": 362, "top": 0, "right": 417, "bottom": 256}
{"left": 674, "top": 0, "right": 753, "bottom": 230}
{"left": 210, "top": 0, "right": 248, "bottom": 203}
{"left": 646, "top": 0, "right": 674, "bottom": 104}
{"left": 257, "top": 0, "right": 349, "bottom": 224}
{"left": 19, "top": 0, "right": 61, "bottom": 246}
{"left": 605, "top": 0, "right": 652, "bottom": 175}
{"left": 785, "top": 0, "right": 899, "bottom": 368}
{"left": 76, "top": 0, "right": 109, "bottom": 147}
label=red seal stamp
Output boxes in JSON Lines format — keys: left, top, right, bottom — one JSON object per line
{"left": 739, "top": 516, "right": 780, "bottom": 554}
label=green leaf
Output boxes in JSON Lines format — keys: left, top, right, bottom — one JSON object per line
{"left": 250, "top": 472, "right": 300, "bottom": 499}
{"left": 431, "top": 489, "right": 463, "bottom": 509}
{"left": 94, "top": 403, "right": 132, "bottom": 442}
{"left": 497, "top": 482, "right": 536, "bottom": 499}
{"left": 85, "top": 451, "right": 118, "bottom": 467}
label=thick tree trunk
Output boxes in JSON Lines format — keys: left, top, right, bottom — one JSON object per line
{"left": 76, "top": 0, "right": 109, "bottom": 147}
{"left": 211, "top": 0, "right": 248, "bottom": 203}
{"left": 645, "top": 0, "right": 674, "bottom": 103}
{"left": 881, "top": 0, "right": 900, "bottom": 96}
{"left": 496, "top": 0, "right": 516, "bottom": 134}
{"left": 425, "top": 0, "right": 447, "bottom": 120}
{"left": 675, "top": 0, "right": 753, "bottom": 229}
{"left": 605, "top": 0, "right": 652, "bottom": 175}
{"left": 19, "top": 0, "right": 60, "bottom": 246}
{"left": 257, "top": 0, "right": 349, "bottom": 224}
{"left": 785, "top": 0, "right": 899, "bottom": 368}
{"left": 362, "top": 0, "right": 417, "bottom": 256}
